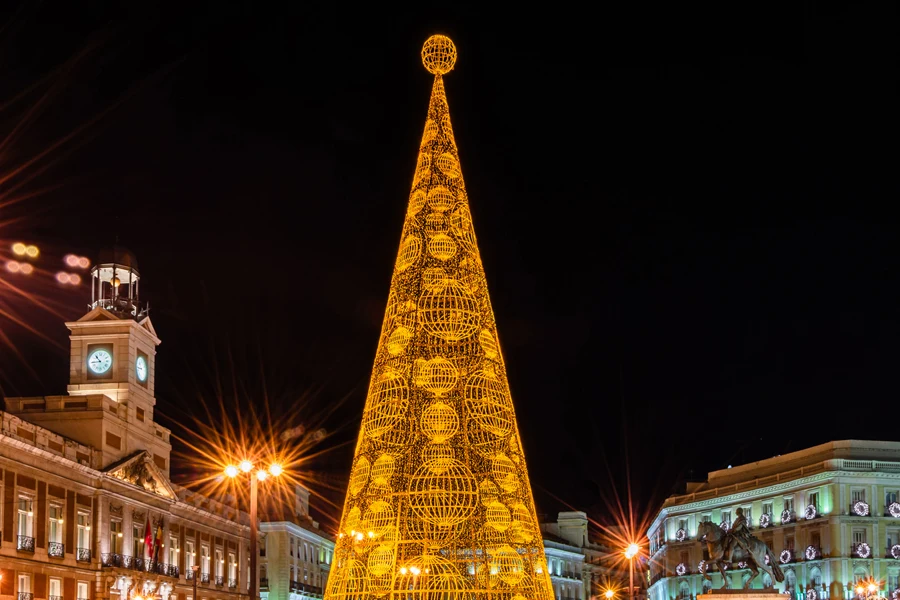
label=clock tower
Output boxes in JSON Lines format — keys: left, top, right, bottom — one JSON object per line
{"left": 5, "top": 247, "right": 172, "bottom": 472}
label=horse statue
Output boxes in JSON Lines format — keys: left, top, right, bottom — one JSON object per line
{"left": 696, "top": 518, "right": 784, "bottom": 589}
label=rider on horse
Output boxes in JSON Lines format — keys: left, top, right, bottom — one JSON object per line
{"left": 724, "top": 507, "right": 753, "bottom": 561}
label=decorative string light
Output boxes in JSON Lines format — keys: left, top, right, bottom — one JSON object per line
{"left": 780, "top": 550, "right": 792, "bottom": 564}
{"left": 853, "top": 501, "right": 870, "bottom": 517}
{"left": 781, "top": 509, "right": 793, "bottom": 524}
{"left": 324, "top": 35, "right": 552, "bottom": 600}
{"left": 675, "top": 528, "right": 686, "bottom": 542}
{"left": 759, "top": 513, "right": 771, "bottom": 528}
{"left": 804, "top": 505, "right": 817, "bottom": 520}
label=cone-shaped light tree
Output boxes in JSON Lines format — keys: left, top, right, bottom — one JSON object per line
{"left": 324, "top": 35, "right": 554, "bottom": 600}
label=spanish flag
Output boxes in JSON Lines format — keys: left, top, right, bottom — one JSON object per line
{"left": 153, "top": 519, "right": 164, "bottom": 562}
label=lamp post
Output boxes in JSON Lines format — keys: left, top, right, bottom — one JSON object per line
{"left": 191, "top": 565, "right": 199, "bottom": 600}
{"left": 624, "top": 543, "right": 640, "bottom": 600}
{"left": 225, "top": 459, "right": 283, "bottom": 600}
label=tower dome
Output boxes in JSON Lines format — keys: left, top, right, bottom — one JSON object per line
{"left": 90, "top": 246, "right": 146, "bottom": 319}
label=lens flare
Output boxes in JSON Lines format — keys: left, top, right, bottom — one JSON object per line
{"left": 224, "top": 465, "right": 239, "bottom": 478}
{"left": 7, "top": 261, "right": 20, "bottom": 273}
{"left": 12, "top": 243, "right": 27, "bottom": 255}
{"left": 239, "top": 460, "right": 253, "bottom": 473}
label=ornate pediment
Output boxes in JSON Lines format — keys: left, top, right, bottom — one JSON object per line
{"left": 105, "top": 452, "right": 175, "bottom": 499}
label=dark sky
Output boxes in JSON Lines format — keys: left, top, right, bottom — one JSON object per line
{"left": 0, "top": 3, "right": 897, "bottom": 532}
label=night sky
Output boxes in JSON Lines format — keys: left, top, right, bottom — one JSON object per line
{"left": 0, "top": 3, "right": 897, "bottom": 532}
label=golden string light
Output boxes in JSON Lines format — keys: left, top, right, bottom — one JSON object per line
{"left": 324, "top": 35, "right": 553, "bottom": 600}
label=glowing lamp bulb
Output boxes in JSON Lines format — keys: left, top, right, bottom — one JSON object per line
{"left": 118, "top": 532, "right": 123, "bottom": 538}
{"left": 868, "top": 585, "right": 877, "bottom": 593}
{"left": 268, "top": 463, "right": 283, "bottom": 477}
{"left": 625, "top": 543, "right": 640, "bottom": 559}
{"left": 256, "top": 469, "right": 268, "bottom": 481}
{"left": 399, "top": 567, "right": 407, "bottom": 575}
{"left": 239, "top": 460, "right": 253, "bottom": 473}
{"left": 224, "top": 465, "right": 239, "bottom": 478}
{"left": 410, "top": 567, "right": 420, "bottom": 576}
{"left": 857, "top": 587, "right": 864, "bottom": 596}
{"left": 27, "top": 511, "right": 33, "bottom": 517}
{"left": 12, "top": 243, "right": 26, "bottom": 255}
{"left": 606, "top": 590, "right": 615, "bottom": 599}
{"left": 111, "top": 277, "right": 121, "bottom": 287}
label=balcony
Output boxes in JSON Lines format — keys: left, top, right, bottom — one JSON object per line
{"left": 852, "top": 543, "right": 873, "bottom": 559}
{"left": 215, "top": 576, "right": 224, "bottom": 586}
{"left": 102, "top": 553, "right": 124, "bottom": 567}
{"left": 186, "top": 570, "right": 194, "bottom": 581}
{"left": 228, "top": 580, "right": 237, "bottom": 589}
{"left": 200, "top": 573, "right": 210, "bottom": 584}
{"left": 17, "top": 535, "right": 35, "bottom": 552}
{"left": 49, "top": 542, "right": 65, "bottom": 558}
{"left": 50, "top": 596, "right": 63, "bottom": 600}
{"left": 76, "top": 547, "right": 92, "bottom": 562}
{"left": 18, "top": 594, "right": 34, "bottom": 600}
{"left": 99, "top": 554, "right": 179, "bottom": 578}
{"left": 290, "top": 582, "right": 323, "bottom": 596}
{"left": 260, "top": 578, "right": 269, "bottom": 590}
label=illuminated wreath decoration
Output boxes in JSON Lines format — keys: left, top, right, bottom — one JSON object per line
{"left": 675, "top": 528, "right": 687, "bottom": 542}
{"left": 890, "top": 502, "right": 900, "bottom": 518}
{"left": 779, "top": 549, "right": 792, "bottom": 564}
{"left": 891, "top": 544, "right": 900, "bottom": 560}
{"left": 855, "top": 542, "right": 871, "bottom": 558}
{"left": 760, "top": 513, "right": 771, "bottom": 528}
{"left": 676, "top": 563, "right": 687, "bottom": 576}
{"left": 853, "top": 501, "right": 870, "bottom": 517}
{"left": 781, "top": 509, "right": 793, "bottom": 524}
{"left": 764, "top": 553, "right": 771, "bottom": 565}
{"left": 805, "top": 545, "right": 819, "bottom": 560}
{"left": 892, "top": 589, "right": 900, "bottom": 600}
{"left": 804, "top": 504, "right": 817, "bottom": 520}
{"left": 698, "top": 560, "right": 707, "bottom": 574}
{"left": 720, "top": 520, "right": 730, "bottom": 531}
{"left": 807, "top": 589, "right": 819, "bottom": 600}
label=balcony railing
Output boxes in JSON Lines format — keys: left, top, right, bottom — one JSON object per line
{"left": 228, "top": 580, "right": 237, "bottom": 589}
{"left": 17, "top": 535, "right": 35, "bottom": 552}
{"left": 215, "top": 576, "right": 224, "bottom": 586}
{"left": 48, "top": 542, "right": 65, "bottom": 557}
{"left": 260, "top": 578, "right": 269, "bottom": 590}
{"left": 99, "top": 554, "right": 179, "bottom": 577}
{"left": 290, "top": 583, "right": 323, "bottom": 595}
{"left": 77, "top": 547, "right": 92, "bottom": 562}
{"left": 50, "top": 595, "right": 63, "bottom": 600}
{"left": 852, "top": 543, "right": 873, "bottom": 558}
{"left": 200, "top": 573, "right": 210, "bottom": 584}
{"left": 18, "top": 593, "right": 34, "bottom": 600}
{"left": 186, "top": 570, "right": 194, "bottom": 581}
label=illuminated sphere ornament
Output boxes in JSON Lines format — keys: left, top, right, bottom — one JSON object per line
{"left": 422, "top": 35, "right": 457, "bottom": 75}
{"left": 325, "top": 35, "right": 553, "bottom": 600}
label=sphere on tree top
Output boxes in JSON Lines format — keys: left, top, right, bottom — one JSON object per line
{"left": 422, "top": 35, "right": 457, "bottom": 75}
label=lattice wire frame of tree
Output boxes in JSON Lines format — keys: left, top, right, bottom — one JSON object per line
{"left": 324, "top": 35, "right": 553, "bottom": 600}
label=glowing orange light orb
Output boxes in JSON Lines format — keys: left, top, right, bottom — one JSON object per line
{"left": 422, "top": 35, "right": 457, "bottom": 75}
{"left": 224, "top": 465, "right": 239, "bottom": 478}
{"left": 239, "top": 460, "right": 253, "bottom": 473}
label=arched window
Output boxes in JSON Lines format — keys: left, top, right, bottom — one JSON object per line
{"left": 785, "top": 570, "right": 797, "bottom": 592}
{"left": 810, "top": 567, "right": 823, "bottom": 588}
{"left": 762, "top": 573, "right": 773, "bottom": 589}
{"left": 679, "top": 581, "right": 692, "bottom": 599}
{"left": 855, "top": 567, "right": 870, "bottom": 584}
{"left": 742, "top": 573, "right": 753, "bottom": 589}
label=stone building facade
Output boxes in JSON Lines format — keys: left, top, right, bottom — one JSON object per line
{"left": 647, "top": 440, "right": 900, "bottom": 600}
{"left": 541, "top": 512, "right": 617, "bottom": 600}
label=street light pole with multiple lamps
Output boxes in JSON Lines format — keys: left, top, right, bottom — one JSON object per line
{"left": 224, "top": 459, "right": 283, "bottom": 600}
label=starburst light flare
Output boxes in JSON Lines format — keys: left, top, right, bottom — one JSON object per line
{"left": 324, "top": 35, "right": 554, "bottom": 600}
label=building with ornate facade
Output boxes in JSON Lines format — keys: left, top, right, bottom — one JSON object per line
{"left": 0, "top": 249, "right": 251, "bottom": 600}
{"left": 258, "top": 486, "right": 333, "bottom": 600}
{"left": 647, "top": 441, "right": 900, "bottom": 600}
{"left": 541, "top": 512, "right": 620, "bottom": 600}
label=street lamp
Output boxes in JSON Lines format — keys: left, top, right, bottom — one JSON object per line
{"left": 224, "top": 460, "right": 283, "bottom": 600}
{"left": 191, "top": 565, "right": 199, "bottom": 600}
{"left": 606, "top": 589, "right": 616, "bottom": 599}
{"left": 624, "top": 543, "right": 640, "bottom": 600}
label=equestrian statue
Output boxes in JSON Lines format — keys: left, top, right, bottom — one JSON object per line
{"left": 696, "top": 508, "right": 785, "bottom": 589}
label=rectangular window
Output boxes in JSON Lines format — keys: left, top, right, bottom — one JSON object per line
{"left": 784, "top": 497, "right": 794, "bottom": 513}
{"left": 201, "top": 544, "right": 210, "bottom": 574}
{"left": 133, "top": 524, "right": 143, "bottom": 557}
{"left": 888, "top": 530, "right": 899, "bottom": 549}
{"left": 853, "top": 529, "right": 866, "bottom": 544}
{"left": 186, "top": 540, "right": 195, "bottom": 570}
{"left": 701, "top": 514, "right": 711, "bottom": 523}
{"left": 290, "top": 537, "right": 295, "bottom": 556}
{"left": 680, "top": 551, "right": 689, "bottom": 564}
{"left": 721, "top": 510, "right": 731, "bottom": 527}
{"left": 50, "top": 578, "right": 61, "bottom": 599}
{"left": 811, "top": 530, "right": 821, "bottom": 548}
{"left": 887, "top": 491, "right": 899, "bottom": 507}
{"left": 105, "top": 432, "right": 121, "bottom": 450}
{"left": 77, "top": 581, "right": 89, "bottom": 600}
{"left": 763, "top": 502, "right": 773, "bottom": 515}
{"left": 136, "top": 407, "right": 145, "bottom": 422}
{"left": 168, "top": 535, "right": 179, "bottom": 565}
{"left": 785, "top": 535, "right": 795, "bottom": 550}
{"left": 852, "top": 489, "right": 866, "bottom": 504}
{"left": 109, "top": 520, "right": 122, "bottom": 553}
{"left": 19, "top": 574, "right": 30, "bottom": 594}
{"left": 215, "top": 548, "right": 224, "bottom": 577}
{"left": 809, "top": 491, "right": 819, "bottom": 510}
{"left": 18, "top": 496, "right": 34, "bottom": 537}
{"left": 228, "top": 552, "right": 236, "bottom": 580}
{"left": 745, "top": 506, "right": 752, "bottom": 526}
{"left": 77, "top": 512, "right": 90, "bottom": 550}
{"left": 49, "top": 504, "right": 63, "bottom": 543}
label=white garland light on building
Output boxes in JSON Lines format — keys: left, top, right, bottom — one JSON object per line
{"left": 853, "top": 501, "right": 870, "bottom": 516}
{"left": 780, "top": 549, "right": 792, "bottom": 564}
{"left": 805, "top": 504, "right": 817, "bottom": 520}
{"left": 675, "top": 528, "right": 686, "bottom": 542}
{"left": 855, "top": 542, "right": 871, "bottom": 558}
{"left": 807, "top": 589, "right": 818, "bottom": 600}
{"left": 891, "top": 544, "right": 900, "bottom": 560}
{"left": 759, "top": 513, "right": 771, "bottom": 528}
{"left": 889, "top": 502, "right": 900, "bottom": 518}
{"left": 781, "top": 509, "right": 793, "bottom": 524}
{"left": 805, "top": 545, "right": 818, "bottom": 560}
{"left": 676, "top": 563, "right": 687, "bottom": 576}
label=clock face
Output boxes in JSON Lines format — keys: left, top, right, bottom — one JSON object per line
{"left": 136, "top": 356, "right": 148, "bottom": 382}
{"left": 87, "top": 349, "right": 113, "bottom": 374}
